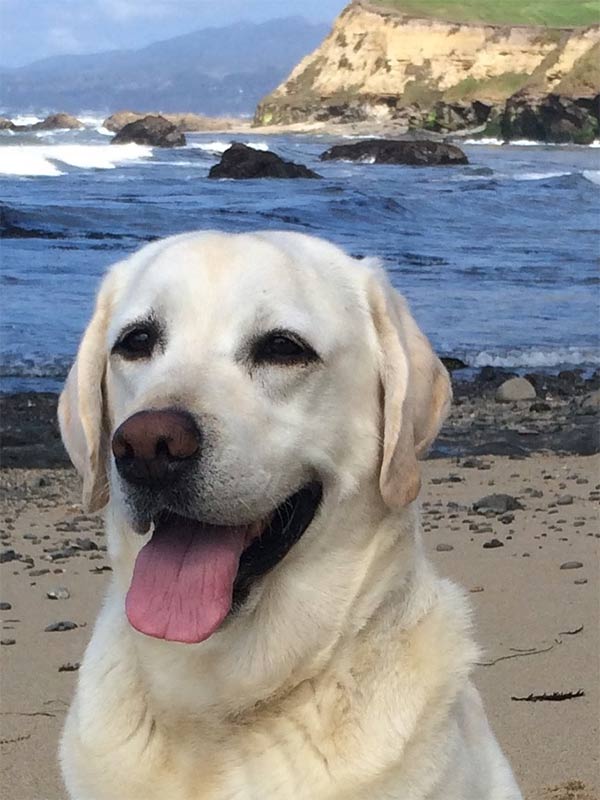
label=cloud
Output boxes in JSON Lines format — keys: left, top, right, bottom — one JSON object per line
{"left": 98, "top": 0, "right": 207, "bottom": 21}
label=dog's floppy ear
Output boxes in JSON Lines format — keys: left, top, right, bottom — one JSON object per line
{"left": 58, "top": 280, "right": 113, "bottom": 512}
{"left": 368, "top": 270, "right": 452, "bottom": 509}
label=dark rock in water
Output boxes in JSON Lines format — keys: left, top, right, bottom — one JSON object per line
{"left": 474, "top": 494, "right": 524, "bottom": 514}
{"left": 45, "top": 620, "right": 78, "bottom": 632}
{"left": 209, "top": 143, "right": 320, "bottom": 179}
{"left": 501, "top": 91, "right": 599, "bottom": 145}
{"left": 319, "top": 139, "right": 468, "bottom": 166}
{"left": 0, "top": 117, "right": 15, "bottom": 130}
{"left": 441, "top": 357, "right": 468, "bottom": 373}
{"left": 111, "top": 115, "right": 186, "bottom": 147}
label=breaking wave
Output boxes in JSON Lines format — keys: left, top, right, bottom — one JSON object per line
{"left": 0, "top": 143, "right": 152, "bottom": 176}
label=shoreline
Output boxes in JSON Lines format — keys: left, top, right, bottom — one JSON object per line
{"left": 1, "top": 367, "right": 598, "bottom": 469}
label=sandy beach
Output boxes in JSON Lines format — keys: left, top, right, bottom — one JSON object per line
{"left": 1, "top": 381, "right": 598, "bottom": 800}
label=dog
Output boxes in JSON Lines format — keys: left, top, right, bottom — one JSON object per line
{"left": 58, "top": 231, "right": 522, "bottom": 799}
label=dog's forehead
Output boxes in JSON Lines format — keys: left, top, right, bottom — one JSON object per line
{"left": 109, "top": 233, "right": 370, "bottom": 336}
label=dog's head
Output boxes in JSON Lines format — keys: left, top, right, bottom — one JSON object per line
{"left": 59, "top": 231, "right": 450, "bottom": 646}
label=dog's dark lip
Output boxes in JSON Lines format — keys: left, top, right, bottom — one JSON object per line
{"left": 145, "top": 481, "right": 323, "bottom": 610}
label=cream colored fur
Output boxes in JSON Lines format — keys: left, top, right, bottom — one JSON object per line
{"left": 58, "top": 231, "right": 522, "bottom": 800}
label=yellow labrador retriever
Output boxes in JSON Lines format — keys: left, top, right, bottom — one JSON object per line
{"left": 58, "top": 231, "right": 522, "bottom": 800}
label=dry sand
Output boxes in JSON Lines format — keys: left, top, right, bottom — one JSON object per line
{"left": 1, "top": 454, "right": 598, "bottom": 800}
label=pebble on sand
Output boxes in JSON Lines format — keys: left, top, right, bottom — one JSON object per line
{"left": 0, "top": 601, "right": 12, "bottom": 610}
{"left": 495, "top": 377, "right": 536, "bottom": 403}
{"left": 560, "top": 561, "right": 584, "bottom": 570}
{"left": 483, "top": 539, "right": 504, "bottom": 549}
{"left": 47, "top": 587, "right": 70, "bottom": 600}
{"left": 44, "top": 620, "right": 78, "bottom": 632}
{"left": 436, "top": 543, "right": 454, "bottom": 552}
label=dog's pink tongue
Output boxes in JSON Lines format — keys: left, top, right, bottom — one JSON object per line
{"left": 126, "top": 517, "right": 247, "bottom": 644}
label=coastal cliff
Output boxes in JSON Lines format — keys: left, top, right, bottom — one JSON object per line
{"left": 255, "top": 1, "right": 600, "bottom": 142}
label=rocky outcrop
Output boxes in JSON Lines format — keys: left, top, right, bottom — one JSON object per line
{"left": 111, "top": 115, "right": 186, "bottom": 147}
{"left": 255, "top": 1, "right": 600, "bottom": 141}
{"left": 104, "top": 110, "right": 234, "bottom": 133}
{"left": 0, "top": 117, "right": 15, "bottom": 130}
{"left": 501, "top": 91, "right": 599, "bottom": 144}
{"left": 320, "top": 139, "right": 468, "bottom": 165}
{"left": 208, "top": 143, "right": 320, "bottom": 179}
{"left": 7, "top": 113, "right": 84, "bottom": 132}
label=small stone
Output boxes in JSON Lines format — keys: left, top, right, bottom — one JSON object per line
{"left": 574, "top": 579, "right": 588, "bottom": 585}
{"left": 44, "top": 620, "right": 78, "bottom": 632}
{"left": 560, "top": 561, "right": 583, "bottom": 570}
{"left": 483, "top": 539, "right": 504, "bottom": 549}
{"left": 0, "top": 602, "right": 12, "bottom": 610}
{"left": 556, "top": 495, "right": 574, "bottom": 506}
{"left": 474, "top": 494, "right": 524, "bottom": 514}
{"left": 47, "top": 587, "right": 70, "bottom": 600}
{"left": 498, "top": 513, "right": 514, "bottom": 524}
{"left": 470, "top": 586, "right": 484, "bottom": 593}
{"left": 436, "top": 543, "right": 454, "bottom": 552}
{"left": 29, "top": 569, "right": 50, "bottom": 577}
{"left": 1, "top": 638, "right": 16, "bottom": 646}
{"left": 58, "top": 662, "right": 80, "bottom": 672}
{"left": 0, "top": 549, "right": 18, "bottom": 563}
{"left": 495, "top": 377, "right": 536, "bottom": 403}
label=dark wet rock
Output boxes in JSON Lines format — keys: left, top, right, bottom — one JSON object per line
{"left": 47, "top": 587, "right": 70, "bottom": 600}
{"left": 209, "top": 143, "right": 320, "bottom": 179}
{"left": 501, "top": 91, "right": 599, "bottom": 145}
{"left": 474, "top": 494, "right": 524, "bottom": 514}
{"left": 111, "top": 114, "right": 186, "bottom": 147}
{"left": 496, "top": 377, "right": 536, "bottom": 403}
{"left": 44, "top": 620, "right": 78, "bottom": 632}
{"left": 483, "top": 539, "right": 504, "bottom": 549}
{"left": 319, "top": 139, "right": 468, "bottom": 166}
{"left": 0, "top": 117, "right": 15, "bottom": 130}
{"left": 560, "top": 561, "right": 583, "bottom": 570}
{"left": 441, "top": 357, "right": 468, "bottom": 373}
{"left": 0, "top": 602, "right": 12, "bottom": 610}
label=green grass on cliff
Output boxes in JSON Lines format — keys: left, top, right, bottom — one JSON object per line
{"left": 372, "top": 0, "right": 600, "bottom": 27}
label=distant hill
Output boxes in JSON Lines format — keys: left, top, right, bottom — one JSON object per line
{"left": 0, "top": 17, "right": 329, "bottom": 116}
{"left": 372, "top": 0, "right": 600, "bottom": 27}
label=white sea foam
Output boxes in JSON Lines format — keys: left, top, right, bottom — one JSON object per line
{"left": 10, "top": 114, "right": 42, "bottom": 126}
{"left": 471, "top": 348, "right": 600, "bottom": 369}
{"left": 188, "top": 140, "right": 270, "bottom": 154}
{"left": 515, "top": 171, "right": 571, "bottom": 181}
{"left": 464, "top": 137, "right": 504, "bottom": 146}
{"left": 583, "top": 170, "right": 600, "bottom": 185}
{"left": 0, "top": 143, "right": 152, "bottom": 176}
{"left": 95, "top": 126, "right": 113, "bottom": 136}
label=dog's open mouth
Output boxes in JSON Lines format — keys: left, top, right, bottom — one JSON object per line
{"left": 125, "top": 482, "right": 322, "bottom": 644}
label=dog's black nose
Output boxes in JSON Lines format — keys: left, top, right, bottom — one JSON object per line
{"left": 112, "top": 409, "right": 200, "bottom": 487}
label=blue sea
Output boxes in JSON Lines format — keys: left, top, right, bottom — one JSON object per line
{"left": 1, "top": 115, "right": 599, "bottom": 392}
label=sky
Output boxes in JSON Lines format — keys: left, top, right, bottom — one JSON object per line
{"left": 0, "top": 0, "right": 348, "bottom": 68}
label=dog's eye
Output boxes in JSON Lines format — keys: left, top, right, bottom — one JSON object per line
{"left": 113, "top": 326, "right": 157, "bottom": 360}
{"left": 252, "top": 331, "right": 318, "bottom": 365}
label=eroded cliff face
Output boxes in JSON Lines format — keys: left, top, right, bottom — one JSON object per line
{"left": 255, "top": 1, "right": 600, "bottom": 141}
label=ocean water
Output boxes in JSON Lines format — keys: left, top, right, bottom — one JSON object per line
{"left": 1, "top": 116, "right": 599, "bottom": 392}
